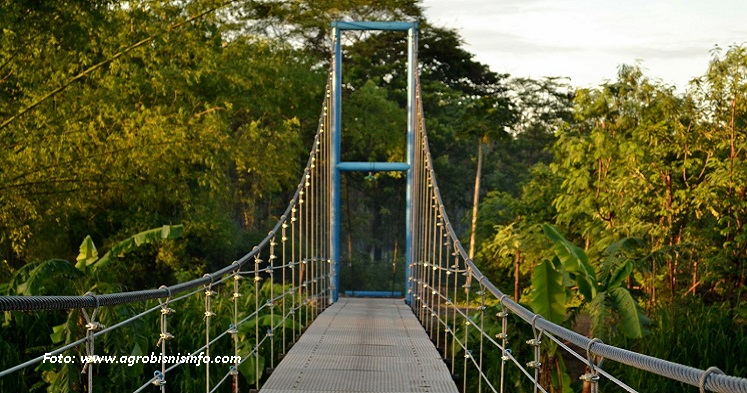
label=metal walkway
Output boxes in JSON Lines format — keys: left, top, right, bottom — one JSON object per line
{"left": 260, "top": 298, "right": 459, "bottom": 393}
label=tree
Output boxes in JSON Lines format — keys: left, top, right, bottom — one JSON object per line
{"left": 237, "top": 0, "right": 422, "bottom": 57}
{"left": 690, "top": 45, "right": 747, "bottom": 301}
{"left": 0, "top": 1, "right": 324, "bottom": 273}
{"left": 462, "top": 95, "right": 515, "bottom": 259}
{"left": 552, "top": 65, "right": 700, "bottom": 302}
{"left": 340, "top": 80, "right": 406, "bottom": 271}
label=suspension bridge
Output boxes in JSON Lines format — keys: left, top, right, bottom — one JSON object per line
{"left": 1, "top": 21, "right": 747, "bottom": 393}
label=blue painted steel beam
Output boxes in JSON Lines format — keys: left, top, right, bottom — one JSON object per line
{"left": 337, "top": 162, "right": 409, "bottom": 172}
{"left": 332, "top": 21, "right": 417, "bottom": 31}
{"left": 329, "top": 21, "right": 418, "bottom": 305}
{"left": 404, "top": 26, "right": 417, "bottom": 305}
{"left": 343, "top": 290, "right": 403, "bottom": 298}
{"left": 331, "top": 27, "right": 342, "bottom": 303}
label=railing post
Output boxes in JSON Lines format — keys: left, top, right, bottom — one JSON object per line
{"left": 497, "top": 296, "right": 510, "bottom": 393}
{"left": 281, "top": 221, "right": 288, "bottom": 354}
{"left": 203, "top": 276, "right": 216, "bottom": 393}
{"left": 253, "top": 253, "right": 262, "bottom": 391}
{"left": 528, "top": 315, "right": 544, "bottom": 393}
{"left": 269, "top": 236, "right": 277, "bottom": 370}
{"left": 230, "top": 265, "right": 241, "bottom": 393}
{"left": 155, "top": 287, "right": 175, "bottom": 392}
{"left": 81, "top": 293, "right": 101, "bottom": 393}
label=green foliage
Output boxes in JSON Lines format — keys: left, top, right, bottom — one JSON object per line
{"left": 343, "top": 80, "right": 406, "bottom": 163}
{"left": 339, "top": 256, "right": 405, "bottom": 293}
{"left": 77, "top": 224, "right": 183, "bottom": 270}
{"left": 542, "top": 224, "right": 597, "bottom": 300}
{"left": 2, "top": 226, "right": 183, "bottom": 391}
{"left": 0, "top": 1, "right": 324, "bottom": 271}
{"left": 14, "top": 259, "right": 84, "bottom": 297}
{"left": 604, "top": 298, "right": 747, "bottom": 392}
{"left": 530, "top": 259, "right": 566, "bottom": 325}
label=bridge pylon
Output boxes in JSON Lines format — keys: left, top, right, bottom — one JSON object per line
{"left": 329, "top": 21, "right": 419, "bottom": 303}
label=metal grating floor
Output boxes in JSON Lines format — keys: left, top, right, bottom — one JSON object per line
{"left": 260, "top": 298, "right": 459, "bottom": 393}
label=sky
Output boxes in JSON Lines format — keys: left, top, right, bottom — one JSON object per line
{"left": 420, "top": 0, "right": 747, "bottom": 92}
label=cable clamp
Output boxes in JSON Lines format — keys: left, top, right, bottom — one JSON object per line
{"left": 699, "top": 366, "right": 724, "bottom": 393}
{"left": 160, "top": 307, "right": 175, "bottom": 315}
{"left": 157, "top": 332, "right": 174, "bottom": 345}
{"left": 526, "top": 338, "right": 542, "bottom": 347}
{"left": 501, "top": 348, "right": 512, "bottom": 362}
{"left": 586, "top": 338, "right": 605, "bottom": 371}
{"left": 579, "top": 373, "right": 600, "bottom": 382}
{"left": 158, "top": 286, "right": 173, "bottom": 310}
{"left": 526, "top": 360, "right": 542, "bottom": 369}
{"left": 152, "top": 370, "right": 166, "bottom": 386}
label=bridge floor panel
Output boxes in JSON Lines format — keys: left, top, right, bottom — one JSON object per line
{"left": 260, "top": 298, "right": 458, "bottom": 393}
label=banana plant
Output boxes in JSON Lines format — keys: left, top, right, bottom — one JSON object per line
{"left": 530, "top": 224, "right": 648, "bottom": 338}
{"left": 528, "top": 224, "right": 649, "bottom": 392}
{"left": 5, "top": 225, "right": 183, "bottom": 392}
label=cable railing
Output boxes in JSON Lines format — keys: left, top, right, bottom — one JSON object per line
{"left": 408, "top": 73, "right": 747, "bottom": 393}
{"left": 0, "top": 72, "right": 334, "bottom": 393}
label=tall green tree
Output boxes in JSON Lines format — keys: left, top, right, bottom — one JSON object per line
{"left": 462, "top": 95, "right": 515, "bottom": 259}
{"left": 690, "top": 45, "right": 747, "bottom": 300}
{"left": 552, "top": 65, "right": 700, "bottom": 302}
{"left": 0, "top": 1, "right": 324, "bottom": 275}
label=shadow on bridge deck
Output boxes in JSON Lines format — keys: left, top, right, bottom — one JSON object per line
{"left": 260, "top": 298, "right": 458, "bottom": 393}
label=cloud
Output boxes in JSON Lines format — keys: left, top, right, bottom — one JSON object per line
{"left": 616, "top": 45, "right": 709, "bottom": 60}
{"left": 420, "top": 0, "right": 747, "bottom": 89}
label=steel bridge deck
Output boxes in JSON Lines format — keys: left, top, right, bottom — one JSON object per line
{"left": 260, "top": 298, "right": 458, "bottom": 393}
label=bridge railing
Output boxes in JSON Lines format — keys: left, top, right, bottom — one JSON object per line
{"left": 408, "top": 74, "right": 747, "bottom": 393}
{"left": 0, "top": 73, "right": 334, "bottom": 393}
